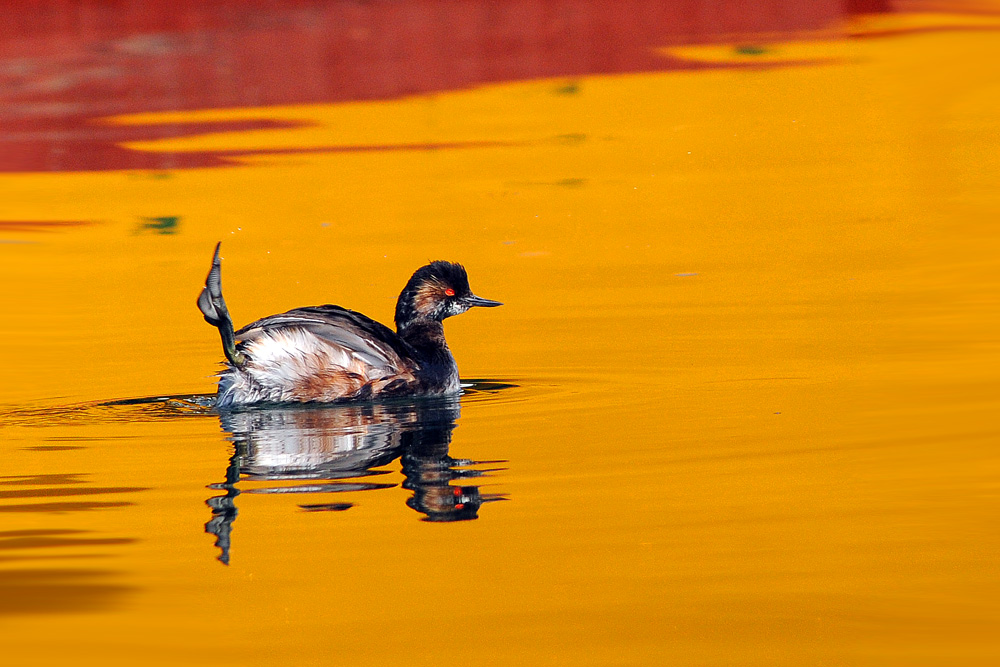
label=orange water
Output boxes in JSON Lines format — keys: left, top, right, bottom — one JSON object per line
{"left": 1, "top": 23, "right": 999, "bottom": 666}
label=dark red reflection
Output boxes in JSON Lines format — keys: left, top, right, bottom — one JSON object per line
{"left": 1, "top": 0, "right": 876, "bottom": 173}
{"left": 0, "top": 220, "right": 95, "bottom": 232}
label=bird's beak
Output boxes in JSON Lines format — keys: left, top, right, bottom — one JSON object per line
{"left": 465, "top": 295, "right": 503, "bottom": 308}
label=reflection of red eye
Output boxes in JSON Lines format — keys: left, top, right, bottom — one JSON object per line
{"left": 444, "top": 288, "right": 455, "bottom": 296}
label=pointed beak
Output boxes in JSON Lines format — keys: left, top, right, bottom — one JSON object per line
{"left": 464, "top": 295, "right": 503, "bottom": 308}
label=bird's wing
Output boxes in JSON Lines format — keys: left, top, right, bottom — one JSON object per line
{"left": 227, "top": 305, "right": 422, "bottom": 402}
{"left": 234, "top": 305, "right": 413, "bottom": 373}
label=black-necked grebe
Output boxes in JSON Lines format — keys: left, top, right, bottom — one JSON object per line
{"left": 197, "top": 243, "right": 501, "bottom": 407}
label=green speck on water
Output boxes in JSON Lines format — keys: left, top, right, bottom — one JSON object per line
{"left": 138, "top": 216, "right": 180, "bottom": 235}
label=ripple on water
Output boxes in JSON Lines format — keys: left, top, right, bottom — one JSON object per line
{"left": 0, "top": 380, "right": 525, "bottom": 567}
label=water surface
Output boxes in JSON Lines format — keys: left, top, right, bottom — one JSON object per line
{"left": 2, "top": 9, "right": 1000, "bottom": 666}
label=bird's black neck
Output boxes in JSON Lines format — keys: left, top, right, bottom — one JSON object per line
{"left": 398, "top": 320, "right": 459, "bottom": 391}
{"left": 399, "top": 320, "right": 450, "bottom": 361}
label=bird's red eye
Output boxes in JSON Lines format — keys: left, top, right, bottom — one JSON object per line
{"left": 444, "top": 288, "right": 455, "bottom": 296}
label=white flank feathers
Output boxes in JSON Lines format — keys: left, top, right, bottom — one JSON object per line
{"left": 217, "top": 328, "right": 396, "bottom": 405}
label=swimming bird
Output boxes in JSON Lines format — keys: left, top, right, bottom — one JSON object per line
{"left": 197, "top": 243, "right": 501, "bottom": 407}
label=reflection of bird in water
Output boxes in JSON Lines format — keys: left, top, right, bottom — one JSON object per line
{"left": 205, "top": 396, "right": 506, "bottom": 564}
{"left": 402, "top": 435, "right": 505, "bottom": 523}
{"left": 197, "top": 243, "right": 502, "bottom": 406}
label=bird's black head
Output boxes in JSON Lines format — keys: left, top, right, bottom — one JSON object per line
{"left": 394, "top": 261, "right": 502, "bottom": 331}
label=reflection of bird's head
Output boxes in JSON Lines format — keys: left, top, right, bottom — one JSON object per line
{"left": 407, "top": 484, "right": 483, "bottom": 522}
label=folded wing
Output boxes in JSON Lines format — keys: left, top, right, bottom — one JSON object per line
{"left": 222, "top": 305, "right": 420, "bottom": 404}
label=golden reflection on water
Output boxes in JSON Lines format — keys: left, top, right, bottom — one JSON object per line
{"left": 1, "top": 23, "right": 999, "bottom": 667}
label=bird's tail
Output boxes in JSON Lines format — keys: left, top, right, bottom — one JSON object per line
{"left": 197, "top": 242, "right": 246, "bottom": 368}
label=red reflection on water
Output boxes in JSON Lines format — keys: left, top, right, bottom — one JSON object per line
{"left": 0, "top": 220, "right": 95, "bottom": 232}
{"left": 1, "top": 0, "right": 869, "bottom": 173}
{"left": 2, "top": 119, "right": 309, "bottom": 172}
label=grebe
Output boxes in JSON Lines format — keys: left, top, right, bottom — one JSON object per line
{"left": 197, "top": 243, "right": 501, "bottom": 407}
